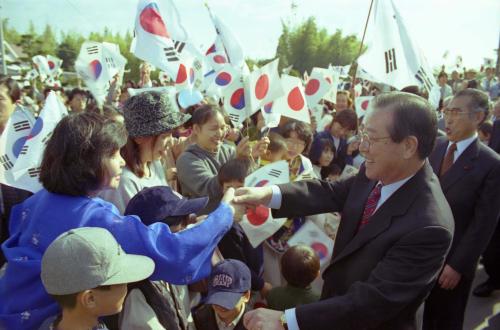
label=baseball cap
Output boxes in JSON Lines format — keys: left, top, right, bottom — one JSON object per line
{"left": 41, "top": 227, "right": 155, "bottom": 295}
{"left": 124, "top": 186, "right": 209, "bottom": 226}
{"left": 205, "top": 259, "right": 251, "bottom": 310}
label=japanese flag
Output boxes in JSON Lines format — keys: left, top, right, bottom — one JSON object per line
{"left": 0, "top": 105, "right": 42, "bottom": 192}
{"left": 260, "top": 102, "right": 281, "bottom": 129}
{"left": 304, "top": 68, "right": 331, "bottom": 106}
{"left": 32, "top": 55, "right": 51, "bottom": 77}
{"left": 288, "top": 221, "right": 334, "bottom": 266}
{"left": 273, "top": 74, "right": 310, "bottom": 124}
{"left": 354, "top": 96, "right": 374, "bottom": 117}
{"left": 245, "top": 59, "right": 284, "bottom": 112}
{"left": 312, "top": 67, "right": 339, "bottom": 103}
{"left": 12, "top": 92, "right": 68, "bottom": 183}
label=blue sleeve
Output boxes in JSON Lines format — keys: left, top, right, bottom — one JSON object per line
{"left": 93, "top": 202, "right": 234, "bottom": 285}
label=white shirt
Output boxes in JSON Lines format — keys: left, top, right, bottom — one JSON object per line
{"left": 214, "top": 305, "right": 245, "bottom": 330}
{"left": 269, "top": 172, "right": 416, "bottom": 330}
{"left": 447, "top": 133, "right": 477, "bottom": 163}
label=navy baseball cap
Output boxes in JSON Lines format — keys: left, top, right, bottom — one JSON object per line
{"left": 205, "top": 259, "right": 251, "bottom": 310}
{"left": 124, "top": 186, "right": 208, "bottom": 226}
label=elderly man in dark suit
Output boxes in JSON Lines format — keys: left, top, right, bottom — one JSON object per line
{"left": 424, "top": 89, "right": 500, "bottom": 330}
{"left": 234, "top": 92, "right": 454, "bottom": 330}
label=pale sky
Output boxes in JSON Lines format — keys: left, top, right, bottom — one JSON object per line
{"left": 3, "top": 0, "right": 499, "bottom": 70}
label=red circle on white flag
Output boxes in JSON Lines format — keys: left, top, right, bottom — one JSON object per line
{"left": 288, "top": 87, "right": 305, "bottom": 111}
{"left": 246, "top": 205, "right": 270, "bottom": 226}
{"left": 311, "top": 242, "right": 329, "bottom": 259}
{"left": 176, "top": 64, "right": 187, "bottom": 84}
{"left": 361, "top": 100, "right": 370, "bottom": 111}
{"left": 305, "top": 79, "right": 320, "bottom": 96}
{"left": 255, "top": 74, "right": 269, "bottom": 100}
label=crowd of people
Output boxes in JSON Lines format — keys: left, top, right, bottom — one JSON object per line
{"left": 0, "top": 60, "right": 499, "bottom": 330}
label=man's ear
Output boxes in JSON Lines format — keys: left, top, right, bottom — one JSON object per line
{"left": 403, "top": 136, "right": 419, "bottom": 160}
{"left": 242, "top": 290, "right": 251, "bottom": 303}
{"left": 80, "top": 290, "right": 96, "bottom": 309}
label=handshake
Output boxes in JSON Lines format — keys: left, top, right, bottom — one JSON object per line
{"left": 221, "top": 186, "right": 274, "bottom": 221}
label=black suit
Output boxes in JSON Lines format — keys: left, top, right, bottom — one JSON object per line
{"left": 273, "top": 162, "right": 454, "bottom": 330}
{"left": 424, "top": 136, "right": 500, "bottom": 329}
{"left": 489, "top": 119, "right": 500, "bottom": 154}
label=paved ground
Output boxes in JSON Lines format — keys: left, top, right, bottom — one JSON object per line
{"left": 464, "top": 266, "right": 500, "bottom": 330}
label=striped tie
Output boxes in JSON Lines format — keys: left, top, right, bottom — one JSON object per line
{"left": 358, "top": 183, "right": 383, "bottom": 232}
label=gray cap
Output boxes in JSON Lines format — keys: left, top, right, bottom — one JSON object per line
{"left": 41, "top": 227, "right": 155, "bottom": 295}
{"left": 123, "top": 91, "right": 191, "bottom": 137}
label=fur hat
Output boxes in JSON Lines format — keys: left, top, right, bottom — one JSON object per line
{"left": 123, "top": 91, "right": 190, "bottom": 137}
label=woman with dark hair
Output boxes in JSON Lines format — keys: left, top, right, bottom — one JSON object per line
{"left": 0, "top": 112, "right": 236, "bottom": 330}
{"left": 176, "top": 104, "right": 268, "bottom": 214}
{"left": 100, "top": 91, "right": 188, "bottom": 213}
{"left": 309, "top": 138, "right": 336, "bottom": 179}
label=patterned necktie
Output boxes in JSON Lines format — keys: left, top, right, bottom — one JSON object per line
{"left": 440, "top": 143, "right": 457, "bottom": 176}
{"left": 358, "top": 183, "right": 383, "bottom": 232}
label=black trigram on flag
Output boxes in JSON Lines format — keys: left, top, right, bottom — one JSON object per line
{"left": 13, "top": 120, "right": 31, "bottom": 132}
{"left": 173, "top": 41, "right": 186, "bottom": 54}
{"left": 164, "top": 47, "right": 180, "bottom": 62}
{"left": 228, "top": 113, "right": 240, "bottom": 124}
{"left": 20, "top": 145, "right": 29, "bottom": 155}
{"left": 299, "top": 172, "right": 314, "bottom": 180}
{"left": 28, "top": 167, "right": 41, "bottom": 178}
{"left": 415, "top": 66, "right": 434, "bottom": 92}
{"left": 0, "top": 154, "right": 14, "bottom": 170}
{"left": 42, "top": 132, "right": 53, "bottom": 146}
{"left": 268, "top": 169, "right": 282, "bottom": 178}
{"left": 385, "top": 48, "right": 398, "bottom": 74}
{"left": 104, "top": 57, "right": 116, "bottom": 69}
{"left": 86, "top": 45, "right": 99, "bottom": 55}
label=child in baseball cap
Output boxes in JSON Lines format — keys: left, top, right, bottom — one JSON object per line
{"left": 40, "top": 227, "right": 155, "bottom": 330}
{"left": 193, "top": 259, "right": 251, "bottom": 330}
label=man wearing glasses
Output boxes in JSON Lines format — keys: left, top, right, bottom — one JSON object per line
{"left": 424, "top": 89, "right": 500, "bottom": 330}
{"left": 234, "top": 92, "right": 454, "bottom": 330}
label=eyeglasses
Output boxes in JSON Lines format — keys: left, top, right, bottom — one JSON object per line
{"left": 358, "top": 131, "right": 391, "bottom": 148}
{"left": 285, "top": 138, "right": 306, "bottom": 148}
{"left": 442, "top": 108, "right": 470, "bottom": 117}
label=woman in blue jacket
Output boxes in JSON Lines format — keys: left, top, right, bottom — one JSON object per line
{"left": 0, "top": 112, "right": 236, "bottom": 330}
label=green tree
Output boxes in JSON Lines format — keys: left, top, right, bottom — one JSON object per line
{"left": 37, "top": 24, "right": 57, "bottom": 55}
{"left": 275, "top": 17, "right": 365, "bottom": 74}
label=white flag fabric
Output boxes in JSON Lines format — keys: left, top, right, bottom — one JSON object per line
{"left": 75, "top": 41, "right": 127, "bottom": 105}
{"left": 428, "top": 85, "right": 441, "bottom": 111}
{"left": 305, "top": 68, "right": 333, "bottom": 106}
{"left": 288, "top": 221, "right": 335, "bottom": 266}
{"left": 245, "top": 59, "right": 284, "bottom": 112}
{"left": 260, "top": 102, "right": 281, "bottom": 129}
{"left": 244, "top": 160, "right": 290, "bottom": 187}
{"left": 206, "top": 6, "right": 246, "bottom": 70}
{"left": 357, "top": 0, "right": 435, "bottom": 91}
{"left": 294, "top": 154, "right": 317, "bottom": 181}
{"left": 32, "top": 55, "right": 51, "bottom": 77}
{"left": 24, "top": 69, "right": 39, "bottom": 81}
{"left": 205, "top": 37, "right": 228, "bottom": 71}
{"left": 46, "top": 55, "right": 63, "bottom": 77}
{"left": 207, "top": 65, "right": 240, "bottom": 97}
{"left": 273, "top": 75, "right": 310, "bottom": 124}
{"left": 354, "top": 96, "right": 374, "bottom": 118}
{"left": 222, "top": 75, "right": 250, "bottom": 126}
{"left": 240, "top": 161, "right": 290, "bottom": 247}
{"left": 131, "top": 0, "right": 184, "bottom": 79}
{"left": 12, "top": 92, "right": 68, "bottom": 182}
{"left": 0, "top": 105, "right": 42, "bottom": 192}
{"left": 339, "top": 164, "right": 359, "bottom": 181}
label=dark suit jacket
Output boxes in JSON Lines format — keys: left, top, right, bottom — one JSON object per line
{"left": 489, "top": 120, "right": 500, "bottom": 154}
{"left": 429, "top": 136, "right": 500, "bottom": 278}
{"left": 273, "top": 163, "right": 454, "bottom": 330}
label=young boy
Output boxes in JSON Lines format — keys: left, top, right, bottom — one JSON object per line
{"left": 193, "top": 259, "right": 251, "bottom": 330}
{"left": 266, "top": 245, "right": 321, "bottom": 311}
{"left": 217, "top": 159, "right": 271, "bottom": 298}
{"left": 39, "top": 227, "right": 154, "bottom": 330}
{"left": 116, "top": 185, "right": 211, "bottom": 330}
{"left": 260, "top": 132, "right": 288, "bottom": 165}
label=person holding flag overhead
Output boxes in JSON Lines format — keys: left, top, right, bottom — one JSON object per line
{"left": 235, "top": 92, "right": 453, "bottom": 330}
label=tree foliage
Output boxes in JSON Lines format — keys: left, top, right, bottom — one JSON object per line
{"left": 275, "top": 17, "right": 365, "bottom": 74}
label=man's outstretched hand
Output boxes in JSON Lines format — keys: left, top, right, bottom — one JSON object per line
{"left": 233, "top": 186, "right": 274, "bottom": 208}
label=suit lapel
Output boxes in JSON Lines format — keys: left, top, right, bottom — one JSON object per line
{"left": 332, "top": 176, "right": 376, "bottom": 258}
{"left": 440, "top": 139, "right": 479, "bottom": 192}
{"left": 332, "top": 163, "right": 429, "bottom": 264}
{"left": 429, "top": 139, "right": 448, "bottom": 174}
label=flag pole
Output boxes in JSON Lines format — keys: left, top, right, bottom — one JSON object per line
{"left": 350, "top": 0, "right": 374, "bottom": 101}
